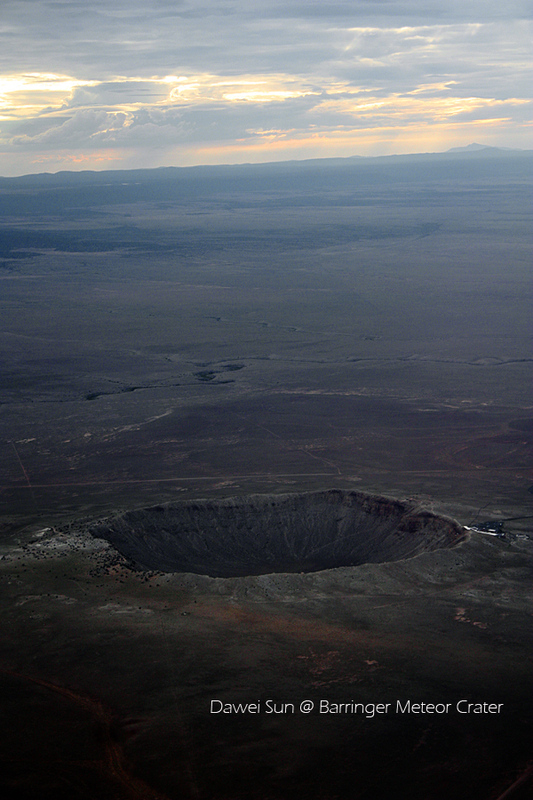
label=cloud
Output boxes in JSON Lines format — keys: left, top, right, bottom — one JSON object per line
{"left": 0, "top": 1, "right": 530, "bottom": 173}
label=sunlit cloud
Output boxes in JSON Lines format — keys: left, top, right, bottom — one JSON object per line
{"left": 0, "top": 72, "right": 98, "bottom": 118}
{"left": 166, "top": 74, "right": 318, "bottom": 105}
{"left": 191, "top": 114, "right": 529, "bottom": 164}
{"left": 0, "top": 2, "right": 530, "bottom": 174}
{"left": 315, "top": 93, "right": 530, "bottom": 124}
{"left": 0, "top": 71, "right": 318, "bottom": 120}
{"left": 30, "top": 150, "right": 121, "bottom": 165}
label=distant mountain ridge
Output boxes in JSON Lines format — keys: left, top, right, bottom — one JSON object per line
{"left": 446, "top": 143, "right": 521, "bottom": 153}
{"left": 0, "top": 144, "right": 530, "bottom": 186}
{"left": 0, "top": 146, "right": 530, "bottom": 216}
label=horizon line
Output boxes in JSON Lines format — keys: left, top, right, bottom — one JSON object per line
{"left": 1, "top": 143, "right": 530, "bottom": 181}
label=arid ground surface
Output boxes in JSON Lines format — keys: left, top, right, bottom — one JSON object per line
{"left": 0, "top": 151, "right": 532, "bottom": 798}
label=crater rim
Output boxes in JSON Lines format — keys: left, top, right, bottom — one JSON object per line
{"left": 90, "top": 489, "right": 466, "bottom": 579}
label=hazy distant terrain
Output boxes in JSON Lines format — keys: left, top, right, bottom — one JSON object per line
{"left": 0, "top": 149, "right": 531, "bottom": 799}
{"left": 1, "top": 149, "right": 531, "bottom": 519}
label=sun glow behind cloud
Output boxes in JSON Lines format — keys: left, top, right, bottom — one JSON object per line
{"left": 0, "top": 73, "right": 98, "bottom": 118}
{"left": 1, "top": 68, "right": 529, "bottom": 170}
{"left": 0, "top": 72, "right": 317, "bottom": 117}
{"left": 316, "top": 92, "right": 529, "bottom": 123}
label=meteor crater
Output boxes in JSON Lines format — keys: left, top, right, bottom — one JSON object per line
{"left": 90, "top": 490, "right": 465, "bottom": 578}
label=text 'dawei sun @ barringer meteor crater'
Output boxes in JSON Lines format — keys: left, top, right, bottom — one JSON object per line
{"left": 210, "top": 699, "right": 504, "bottom": 716}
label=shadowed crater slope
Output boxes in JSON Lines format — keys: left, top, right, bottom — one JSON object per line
{"left": 90, "top": 490, "right": 466, "bottom": 578}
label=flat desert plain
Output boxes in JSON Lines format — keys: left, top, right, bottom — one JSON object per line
{"left": 0, "top": 150, "right": 531, "bottom": 799}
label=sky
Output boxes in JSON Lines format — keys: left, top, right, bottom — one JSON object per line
{"left": 0, "top": 0, "right": 531, "bottom": 176}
